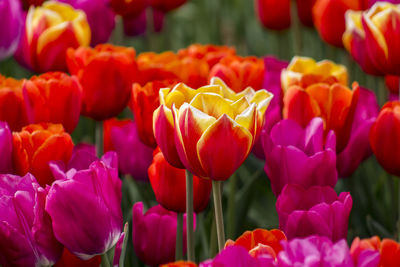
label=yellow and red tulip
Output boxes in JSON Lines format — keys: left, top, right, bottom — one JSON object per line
{"left": 153, "top": 77, "right": 273, "bottom": 180}
{"left": 17, "top": 1, "right": 91, "bottom": 73}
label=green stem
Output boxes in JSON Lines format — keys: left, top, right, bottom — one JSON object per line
{"left": 185, "top": 170, "right": 195, "bottom": 261}
{"left": 119, "top": 223, "right": 129, "bottom": 267}
{"left": 397, "top": 180, "right": 400, "bottom": 241}
{"left": 212, "top": 180, "right": 225, "bottom": 251}
{"left": 209, "top": 213, "right": 217, "bottom": 258}
{"left": 176, "top": 213, "right": 183, "bottom": 261}
{"left": 227, "top": 174, "right": 237, "bottom": 238}
{"left": 290, "top": 0, "right": 302, "bottom": 55}
{"left": 101, "top": 252, "right": 111, "bottom": 267}
{"left": 95, "top": 120, "right": 103, "bottom": 157}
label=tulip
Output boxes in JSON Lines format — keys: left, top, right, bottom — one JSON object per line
{"left": 350, "top": 237, "right": 400, "bottom": 266}
{"left": 337, "top": 86, "right": 379, "bottom": 177}
{"left": 123, "top": 9, "right": 165, "bottom": 36}
{"left": 51, "top": 143, "right": 98, "bottom": 174}
{"left": 296, "top": 0, "right": 317, "bottom": 27}
{"left": 343, "top": 2, "right": 400, "bottom": 75}
{"left": 103, "top": 118, "right": 153, "bottom": 181}
{"left": 262, "top": 118, "right": 337, "bottom": 196}
{"left": 67, "top": 44, "right": 138, "bottom": 120}
{"left": 0, "top": 75, "right": 29, "bottom": 131}
{"left": 283, "top": 82, "right": 360, "bottom": 153}
{"left": 178, "top": 44, "right": 236, "bottom": 68}
{"left": 150, "top": 0, "right": 187, "bottom": 12}
{"left": 0, "top": 173, "right": 63, "bottom": 267}
{"left": 0, "top": 122, "right": 13, "bottom": 174}
{"left": 46, "top": 152, "right": 122, "bottom": 259}
{"left": 54, "top": 248, "right": 102, "bottom": 267}
{"left": 255, "top": 0, "right": 291, "bottom": 30}
{"left": 153, "top": 77, "right": 273, "bottom": 179}
{"left": 130, "top": 80, "right": 178, "bottom": 147}
{"left": 277, "top": 236, "right": 354, "bottom": 266}
{"left": 162, "top": 261, "right": 197, "bottom": 267}
{"left": 110, "top": 0, "right": 147, "bottom": 17}
{"left": 276, "top": 184, "right": 352, "bottom": 241}
{"left": 281, "top": 57, "right": 348, "bottom": 93}
{"left": 370, "top": 101, "right": 400, "bottom": 176}
{"left": 57, "top": 0, "right": 116, "bottom": 45}
{"left": 22, "top": 72, "right": 82, "bottom": 133}
{"left": 20, "top": 0, "right": 45, "bottom": 9}
{"left": 12, "top": 123, "right": 74, "bottom": 186}
{"left": 149, "top": 147, "right": 212, "bottom": 213}
{"left": 313, "top": 0, "right": 363, "bottom": 47}
{"left": 224, "top": 229, "right": 287, "bottom": 259}
{"left": 16, "top": 1, "right": 91, "bottom": 73}
{"left": 209, "top": 55, "right": 265, "bottom": 92}
{"left": 132, "top": 202, "right": 194, "bottom": 266}
{"left": 385, "top": 75, "right": 399, "bottom": 95}
{"left": 0, "top": 0, "right": 23, "bottom": 61}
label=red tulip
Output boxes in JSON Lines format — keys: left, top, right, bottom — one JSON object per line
{"left": 385, "top": 75, "right": 399, "bottom": 95}
{"left": 370, "top": 101, "right": 400, "bottom": 176}
{"left": 23, "top": 72, "right": 82, "bottom": 133}
{"left": 296, "top": 0, "right": 317, "bottom": 27}
{"left": 110, "top": 0, "right": 147, "bottom": 17}
{"left": 149, "top": 148, "right": 212, "bottom": 213}
{"left": 150, "top": 0, "right": 187, "bottom": 12}
{"left": 67, "top": 44, "right": 138, "bottom": 120}
{"left": 12, "top": 123, "right": 74, "bottom": 186}
{"left": 54, "top": 248, "right": 101, "bottom": 267}
{"left": 255, "top": 0, "right": 291, "bottom": 30}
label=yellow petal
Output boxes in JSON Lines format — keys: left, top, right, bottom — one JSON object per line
{"left": 189, "top": 92, "right": 236, "bottom": 119}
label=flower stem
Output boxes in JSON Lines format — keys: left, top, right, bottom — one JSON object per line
{"left": 95, "top": 120, "right": 103, "bottom": 157}
{"left": 212, "top": 180, "right": 225, "bottom": 251}
{"left": 119, "top": 223, "right": 129, "bottom": 267}
{"left": 185, "top": 170, "right": 195, "bottom": 261}
{"left": 176, "top": 213, "right": 183, "bottom": 261}
{"left": 101, "top": 252, "right": 111, "bottom": 267}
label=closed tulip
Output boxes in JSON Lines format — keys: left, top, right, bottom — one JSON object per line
{"left": 276, "top": 184, "right": 352, "bottom": 241}
{"left": 209, "top": 55, "right": 264, "bottom": 92}
{"left": 153, "top": 78, "right": 273, "bottom": 180}
{"left": 255, "top": 0, "right": 291, "bottom": 30}
{"left": 283, "top": 82, "right": 360, "bottom": 153}
{"left": 16, "top": 1, "right": 91, "bottom": 73}
{"left": 0, "top": 0, "right": 23, "bottom": 61}
{"left": 110, "top": 0, "right": 147, "bottom": 18}
{"left": 0, "top": 122, "right": 13, "bottom": 174}
{"left": 130, "top": 80, "right": 178, "bottom": 147}
{"left": 0, "top": 173, "right": 63, "bottom": 267}
{"left": 150, "top": 0, "right": 187, "bottom": 12}
{"left": 103, "top": 118, "right": 153, "bottom": 181}
{"left": 281, "top": 57, "right": 348, "bottom": 93}
{"left": 385, "top": 75, "right": 399, "bottom": 95}
{"left": 46, "top": 152, "right": 122, "bottom": 260}
{"left": 296, "top": 0, "right": 317, "bottom": 27}
{"left": 22, "top": 72, "right": 82, "bottom": 133}
{"left": 132, "top": 202, "right": 194, "bottom": 266}
{"left": 12, "top": 123, "right": 74, "bottom": 186}
{"left": 313, "top": 0, "right": 363, "bottom": 47}
{"left": 0, "top": 75, "right": 28, "bottom": 131}
{"left": 262, "top": 118, "right": 337, "bottom": 196}
{"left": 343, "top": 2, "right": 400, "bottom": 75}
{"left": 149, "top": 147, "right": 212, "bottom": 213}
{"left": 57, "top": 0, "right": 116, "bottom": 45}
{"left": 178, "top": 44, "right": 236, "bottom": 68}
{"left": 370, "top": 101, "right": 400, "bottom": 176}
{"left": 67, "top": 44, "right": 138, "bottom": 120}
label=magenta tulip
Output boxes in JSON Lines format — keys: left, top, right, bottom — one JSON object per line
{"left": 276, "top": 184, "right": 352, "bottom": 241}
{"left": 263, "top": 118, "right": 337, "bottom": 196}
{"left": 0, "top": 173, "right": 63, "bottom": 267}
{"left": 0, "top": 0, "right": 23, "bottom": 60}
{"left": 0, "top": 121, "right": 13, "bottom": 174}
{"left": 132, "top": 202, "right": 195, "bottom": 266}
{"left": 46, "top": 152, "right": 122, "bottom": 260}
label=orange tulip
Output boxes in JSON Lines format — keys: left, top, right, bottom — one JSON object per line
{"left": 225, "top": 229, "right": 286, "bottom": 259}
{"left": 0, "top": 75, "right": 28, "bottom": 131}
{"left": 130, "top": 80, "right": 178, "bottom": 147}
{"left": 153, "top": 78, "right": 273, "bottom": 180}
{"left": 177, "top": 44, "right": 236, "bottom": 68}
{"left": 23, "top": 72, "right": 82, "bottom": 133}
{"left": 12, "top": 123, "right": 74, "bottom": 186}
{"left": 160, "top": 261, "right": 197, "bottom": 267}
{"left": 209, "top": 55, "right": 265, "bottom": 93}
{"left": 283, "top": 82, "right": 360, "bottom": 153}
{"left": 67, "top": 44, "right": 138, "bottom": 120}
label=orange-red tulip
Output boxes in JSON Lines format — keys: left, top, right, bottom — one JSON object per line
{"left": 209, "top": 55, "right": 264, "bottom": 93}
{"left": 12, "top": 123, "right": 73, "bottom": 186}
{"left": 130, "top": 80, "right": 178, "bottom": 147}
{"left": 178, "top": 44, "right": 236, "bottom": 68}
{"left": 283, "top": 82, "right": 360, "bottom": 153}
{"left": 255, "top": 0, "right": 291, "bottom": 30}
{"left": 313, "top": 0, "right": 363, "bottom": 47}
{"left": 17, "top": 1, "right": 91, "bottom": 73}
{"left": 370, "top": 101, "right": 400, "bottom": 176}
{"left": 0, "top": 75, "right": 28, "bottom": 131}
{"left": 149, "top": 147, "right": 212, "bottom": 213}
{"left": 67, "top": 44, "right": 138, "bottom": 121}
{"left": 23, "top": 72, "right": 82, "bottom": 133}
